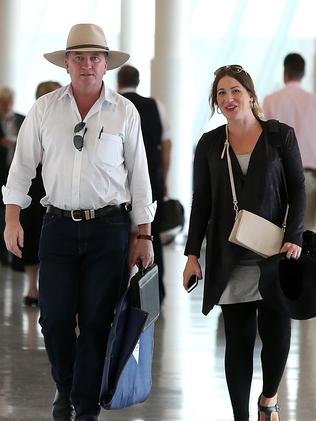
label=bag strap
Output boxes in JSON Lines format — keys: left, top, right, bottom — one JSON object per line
{"left": 221, "top": 125, "right": 239, "bottom": 220}
{"left": 221, "top": 124, "right": 288, "bottom": 229}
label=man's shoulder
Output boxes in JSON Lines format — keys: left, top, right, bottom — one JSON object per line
{"left": 109, "top": 89, "right": 141, "bottom": 118}
{"left": 35, "top": 85, "right": 67, "bottom": 104}
{"left": 265, "top": 83, "right": 316, "bottom": 101}
{"left": 122, "top": 91, "right": 156, "bottom": 106}
{"left": 109, "top": 87, "right": 132, "bottom": 104}
{"left": 264, "top": 87, "right": 287, "bottom": 102}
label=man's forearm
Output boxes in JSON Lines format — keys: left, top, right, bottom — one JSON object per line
{"left": 137, "top": 223, "right": 151, "bottom": 235}
{"left": 5, "top": 204, "right": 21, "bottom": 224}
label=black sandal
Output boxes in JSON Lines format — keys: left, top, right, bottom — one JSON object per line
{"left": 258, "top": 395, "right": 280, "bottom": 420}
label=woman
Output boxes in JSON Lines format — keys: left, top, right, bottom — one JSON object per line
{"left": 183, "top": 65, "right": 305, "bottom": 421}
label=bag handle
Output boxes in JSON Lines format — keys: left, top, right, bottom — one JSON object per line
{"left": 221, "top": 124, "right": 288, "bottom": 229}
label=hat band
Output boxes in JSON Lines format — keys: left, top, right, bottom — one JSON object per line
{"left": 66, "top": 44, "right": 109, "bottom": 51}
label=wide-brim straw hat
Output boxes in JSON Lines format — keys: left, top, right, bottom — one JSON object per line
{"left": 44, "top": 23, "right": 129, "bottom": 70}
{"left": 258, "top": 231, "right": 316, "bottom": 320}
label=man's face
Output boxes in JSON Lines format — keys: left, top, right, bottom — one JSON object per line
{"left": 65, "top": 51, "right": 107, "bottom": 90}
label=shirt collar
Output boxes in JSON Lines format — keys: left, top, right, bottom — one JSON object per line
{"left": 285, "top": 81, "right": 302, "bottom": 88}
{"left": 119, "top": 87, "right": 137, "bottom": 94}
{"left": 61, "top": 82, "right": 117, "bottom": 106}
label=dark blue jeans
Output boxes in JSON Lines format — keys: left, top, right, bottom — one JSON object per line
{"left": 38, "top": 212, "right": 130, "bottom": 418}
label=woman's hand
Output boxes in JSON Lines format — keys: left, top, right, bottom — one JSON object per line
{"left": 183, "top": 255, "right": 203, "bottom": 290}
{"left": 280, "top": 242, "right": 302, "bottom": 259}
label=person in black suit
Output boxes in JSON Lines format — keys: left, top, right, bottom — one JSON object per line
{"left": 117, "top": 65, "right": 172, "bottom": 303}
{"left": 0, "top": 87, "right": 25, "bottom": 266}
{"left": 183, "top": 65, "right": 305, "bottom": 421}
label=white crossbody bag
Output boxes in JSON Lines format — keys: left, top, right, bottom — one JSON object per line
{"left": 222, "top": 126, "right": 287, "bottom": 258}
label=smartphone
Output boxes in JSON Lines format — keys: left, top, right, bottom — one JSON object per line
{"left": 187, "top": 275, "right": 198, "bottom": 293}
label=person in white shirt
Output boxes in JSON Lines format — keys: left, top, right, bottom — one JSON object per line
{"left": 2, "top": 23, "right": 155, "bottom": 421}
{"left": 263, "top": 53, "right": 316, "bottom": 232}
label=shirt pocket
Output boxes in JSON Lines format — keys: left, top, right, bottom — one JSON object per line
{"left": 96, "top": 133, "right": 124, "bottom": 166}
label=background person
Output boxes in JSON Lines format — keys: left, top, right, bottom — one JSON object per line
{"left": 117, "top": 64, "right": 172, "bottom": 302}
{"left": 183, "top": 65, "right": 305, "bottom": 421}
{"left": 14, "top": 81, "right": 62, "bottom": 307}
{"left": 3, "top": 23, "right": 155, "bottom": 421}
{"left": 0, "top": 87, "right": 25, "bottom": 266}
{"left": 0, "top": 87, "right": 25, "bottom": 168}
{"left": 263, "top": 53, "right": 316, "bottom": 232}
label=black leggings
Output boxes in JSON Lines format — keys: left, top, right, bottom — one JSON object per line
{"left": 221, "top": 300, "right": 291, "bottom": 421}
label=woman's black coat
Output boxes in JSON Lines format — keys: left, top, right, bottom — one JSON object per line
{"left": 184, "top": 120, "right": 306, "bottom": 315}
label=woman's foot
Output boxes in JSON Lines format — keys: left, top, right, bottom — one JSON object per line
{"left": 258, "top": 394, "right": 280, "bottom": 421}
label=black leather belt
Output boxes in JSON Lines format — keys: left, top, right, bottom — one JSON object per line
{"left": 47, "top": 203, "right": 131, "bottom": 221}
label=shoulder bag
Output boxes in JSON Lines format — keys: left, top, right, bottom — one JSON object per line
{"left": 223, "top": 125, "right": 287, "bottom": 257}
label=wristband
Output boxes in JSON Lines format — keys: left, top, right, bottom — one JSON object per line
{"left": 137, "top": 234, "right": 154, "bottom": 241}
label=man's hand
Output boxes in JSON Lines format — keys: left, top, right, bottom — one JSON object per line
{"left": 129, "top": 238, "right": 154, "bottom": 269}
{"left": 4, "top": 204, "right": 23, "bottom": 258}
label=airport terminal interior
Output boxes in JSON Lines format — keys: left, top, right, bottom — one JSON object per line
{"left": 1, "top": 1, "right": 316, "bottom": 420}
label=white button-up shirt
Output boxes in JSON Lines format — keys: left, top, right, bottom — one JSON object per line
{"left": 2, "top": 84, "right": 156, "bottom": 225}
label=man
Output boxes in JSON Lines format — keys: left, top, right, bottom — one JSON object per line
{"left": 117, "top": 65, "right": 172, "bottom": 302}
{"left": 2, "top": 23, "right": 155, "bottom": 421}
{"left": 0, "top": 87, "right": 25, "bottom": 265}
{"left": 263, "top": 53, "right": 316, "bottom": 231}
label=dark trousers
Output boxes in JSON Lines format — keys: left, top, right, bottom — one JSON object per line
{"left": 38, "top": 212, "right": 130, "bottom": 418}
{"left": 221, "top": 300, "right": 291, "bottom": 421}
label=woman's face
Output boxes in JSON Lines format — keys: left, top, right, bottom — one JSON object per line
{"left": 216, "top": 76, "right": 253, "bottom": 121}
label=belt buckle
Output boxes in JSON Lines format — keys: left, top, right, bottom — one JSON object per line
{"left": 84, "top": 210, "right": 95, "bottom": 220}
{"left": 71, "top": 210, "right": 82, "bottom": 222}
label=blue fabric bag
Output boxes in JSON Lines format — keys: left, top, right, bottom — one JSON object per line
{"left": 99, "top": 265, "right": 158, "bottom": 410}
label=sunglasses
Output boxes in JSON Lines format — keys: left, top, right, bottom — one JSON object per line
{"left": 73, "top": 122, "right": 87, "bottom": 151}
{"left": 214, "top": 65, "right": 246, "bottom": 76}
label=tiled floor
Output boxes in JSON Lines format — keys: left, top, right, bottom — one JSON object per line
{"left": 1, "top": 243, "right": 316, "bottom": 420}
